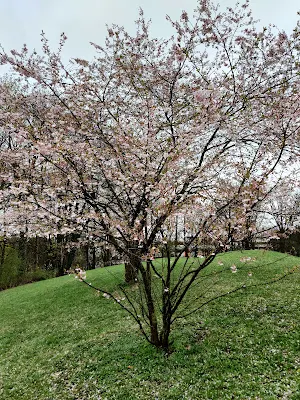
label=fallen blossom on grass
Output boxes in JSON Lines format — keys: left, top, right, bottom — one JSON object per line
{"left": 231, "top": 265, "right": 238, "bottom": 273}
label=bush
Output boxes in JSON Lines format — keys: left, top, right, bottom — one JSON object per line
{"left": 24, "top": 269, "right": 55, "bottom": 283}
{"left": 0, "top": 243, "right": 56, "bottom": 290}
{"left": 0, "top": 246, "right": 22, "bottom": 290}
{"left": 270, "top": 230, "right": 300, "bottom": 257}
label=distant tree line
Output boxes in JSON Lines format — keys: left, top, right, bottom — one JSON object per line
{"left": 270, "top": 231, "right": 300, "bottom": 257}
{"left": 0, "top": 234, "right": 113, "bottom": 290}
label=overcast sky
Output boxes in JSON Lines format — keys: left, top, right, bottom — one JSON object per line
{"left": 0, "top": 0, "right": 299, "bottom": 75}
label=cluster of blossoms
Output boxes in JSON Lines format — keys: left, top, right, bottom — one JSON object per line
{"left": 240, "top": 257, "right": 256, "bottom": 263}
{"left": 231, "top": 265, "right": 238, "bottom": 273}
{"left": 141, "top": 246, "right": 160, "bottom": 261}
{"left": 231, "top": 263, "right": 254, "bottom": 275}
{"left": 102, "top": 292, "right": 125, "bottom": 302}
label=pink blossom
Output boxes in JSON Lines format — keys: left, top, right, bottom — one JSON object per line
{"left": 231, "top": 265, "right": 237, "bottom": 273}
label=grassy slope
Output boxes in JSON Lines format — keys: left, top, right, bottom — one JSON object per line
{"left": 0, "top": 250, "right": 299, "bottom": 400}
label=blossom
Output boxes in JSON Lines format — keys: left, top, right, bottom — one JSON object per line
{"left": 175, "top": 52, "right": 185, "bottom": 63}
{"left": 240, "top": 257, "right": 256, "bottom": 263}
{"left": 74, "top": 58, "right": 89, "bottom": 67}
{"left": 181, "top": 11, "right": 189, "bottom": 22}
{"left": 231, "top": 265, "right": 237, "bottom": 273}
{"left": 194, "top": 89, "right": 211, "bottom": 103}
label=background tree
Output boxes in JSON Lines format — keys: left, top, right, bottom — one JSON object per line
{"left": 264, "top": 186, "right": 300, "bottom": 235}
{"left": 259, "top": 182, "right": 300, "bottom": 253}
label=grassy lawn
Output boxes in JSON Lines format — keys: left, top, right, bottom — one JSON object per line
{"left": 0, "top": 250, "right": 299, "bottom": 399}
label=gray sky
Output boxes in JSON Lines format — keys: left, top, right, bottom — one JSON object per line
{"left": 0, "top": 0, "right": 299, "bottom": 75}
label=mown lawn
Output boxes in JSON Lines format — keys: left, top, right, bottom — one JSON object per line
{"left": 0, "top": 250, "right": 299, "bottom": 399}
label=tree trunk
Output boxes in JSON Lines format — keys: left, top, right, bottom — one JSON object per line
{"left": 160, "top": 281, "right": 172, "bottom": 350}
{"left": 34, "top": 235, "right": 38, "bottom": 271}
{"left": 18, "top": 232, "right": 27, "bottom": 274}
{"left": 65, "top": 247, "right": 77, "bottom": 271}
{"left": 125, "top": 243, "right": 139, "bottom": 283}
{"left": 141, "top": 262, "right": 160, "bottom": 345}
{"left": 0, "top": 238, "right": 6, "bottom": 276}
{"left": 91, "top": 246, "right": 96, "bottom": 269}
{"left": 125, "top": 260, "right": 139, "bottom": 283}
{"left": 55, "top": 234, "right": 65, "bottom": 276}
{"left": 85, "top": 242, "right": 90, "bottom": 270}
{"left": 243, "top": 235, "right": 254, "bottom": 250}
{"left": 160, "top": 318, "right": 171, "bottom": 350}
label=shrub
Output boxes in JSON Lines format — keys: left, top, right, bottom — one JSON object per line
{"left": 0, "top": 246, "right": 22, "bottom": 290}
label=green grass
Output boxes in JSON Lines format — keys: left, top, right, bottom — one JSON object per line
{"left": 0, "top": 250, "right": 300, "bottom": 399}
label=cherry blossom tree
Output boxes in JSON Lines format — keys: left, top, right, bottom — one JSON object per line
{"left": 257, "top": 181, "right": 300, "bottom": 252}
{"left": 0, "top": 0, "right": 299, "bottom": 349}
{"left": 264, "top": 186, "right": 300, "bottom": 234}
